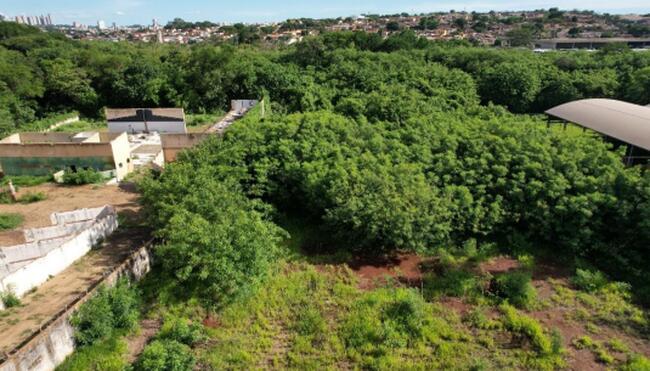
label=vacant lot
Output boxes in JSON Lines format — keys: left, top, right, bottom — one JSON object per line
{"left": 0, "top": 182, "right": 140, "bottom": 245}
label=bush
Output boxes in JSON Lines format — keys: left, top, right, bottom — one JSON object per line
{"left": 340, "top": 288, "right": 435, "bottom": 356}
{"left": 70, "top": 279, "right": 139, "bottom": 346}
{"left": 0, "top": 213, "right": 23, "bottom": 230}
{"left": 571, "top": 268, "right": 608, "bottom": 292}
{"left": 492, "top": 271, "right": 537, "bottom": 309}
{"left": 157, "top": 316, "right": 205, "bottom": 346}
{"left": 62, "top": 168, "right": 106, "bottom": 185}
{"left": 500, "top": 303, "right": 553, "bottom": 355}
{"left": 134, "top": 339, "right": 195, "bottom": 371}
{"left": 1, "top": 290, "right": 21, "bottom": 308}
{"left": 622, "top": 354, "right": 650, "bottom": 371}
{"left": 18, "top": 191, "right": 47, "bottom": 204}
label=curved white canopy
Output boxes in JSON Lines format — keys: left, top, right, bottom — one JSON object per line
{"left": 546, "top": 99, "right": 650, "bottom": 151}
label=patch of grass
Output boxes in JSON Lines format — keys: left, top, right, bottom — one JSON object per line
{"left": 18, "top": 191, "right": 47, "bottom": 204}
{"left": 0, "top": 213, "right": 23, "bottom": 230}
{"left": 491, "top": 271, "right": 537, "bottom": 309}
{"left": 621, "top": 354, "right": 650, "bottom": 371}
{"left": 56, "top": 333, "right": 128, "bottom": 371}
{"left": 52, "top": 119, "right": 104, "bottom": 132}
{"left": 0, "top": 175, "right": 52, "bottom": 187}
{"left": 572, "top": 336, "right": 616, "bottom": 365}
{"left": 1, "top": 291, "right": 21, "bottom": 308}
{"left": 499, "top": 303, "right": 554, "bottom": 355}
{"left": 571, "top": 268, "right": 608, "bottom": 292}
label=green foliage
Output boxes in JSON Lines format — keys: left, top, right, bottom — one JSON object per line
{"left": 17, "top": 191, "right": 47, "bottom": 204}
{"left": 622, "top": 355, "right": 650, "bottom": 371}
{"left": 157, "top": 315, "right": 205, "bottom": 346}
{"left": 70, "top": 279, "right": 139, "bottom": 347}
{"left": 56, "top": 334, "right": 128, "bottom": 371}
{"left": 0, "top": 212, "right": 23, "bottom": 230}
{"left": 492, "top": 271, "right": 537, "bottom": 309}
{"left": 571, "top": 268, "right": 608, "bottom": 292}
{"left": 499, "top": 303, "right": 553, "bottom": 355}
{"left": 0, "top": 175, "right": 51, "bottom": 187}
{"left": 1, "top": 290, "right": 21, "bottom": 308}
{"left": 134, "top": 340, "right": 195, "bottom": 371}
{"left": 139, "top": 163, "right": 285, "bottom": 308}
{"left": 62, "top": 168, "right": 106, "bottom": 185}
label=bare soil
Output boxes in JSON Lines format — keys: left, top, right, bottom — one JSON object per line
{"left": 125, "top": 318, "right": 161, "bottom": 363}
{"left": 0, "top": 182, "right": 140, "bottom": 246}
{"left": 348, "top": 253, "right": 425, "bottom": 290}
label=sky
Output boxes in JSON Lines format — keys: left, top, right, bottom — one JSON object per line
{"left": 1, "top": 0, "right": 650, "bottom": 26}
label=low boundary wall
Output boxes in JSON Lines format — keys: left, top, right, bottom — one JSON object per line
{"left": 0, "top": 206, "right": 118, "bottom": 305}
{"left": 0, "top": 240, "right": 153, "bottom": 371}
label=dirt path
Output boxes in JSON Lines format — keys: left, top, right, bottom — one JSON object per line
{"left": 0, "top": 227, "right": 150, "bottom": 354}
{"left": 125, "top": 318, "right": 161, "bottom": 363}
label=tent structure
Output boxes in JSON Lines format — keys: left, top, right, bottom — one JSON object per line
{"left": 545, "top": 99, "right": 650, "bottom": 164}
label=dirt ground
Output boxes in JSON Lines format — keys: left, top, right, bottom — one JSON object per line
{"left": 345, "top": 253, "right": 650, "bottom": 370}
{"left": 0, "top": 182, "right": 140, "bottom": 246}
{"left": 0, "top": 227, "right": 150, "bottom": 354}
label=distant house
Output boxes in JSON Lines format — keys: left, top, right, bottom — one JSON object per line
{"left": 106, "top": 108, "right": 187, "bottom": 134}
{"left": 0, "top": 132, "right": 133, "bottom": 180}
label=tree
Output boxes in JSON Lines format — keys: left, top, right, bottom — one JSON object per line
{"left": 507, "top": 26, "right": 535, "bottom": 47}
{"left": 386, "top": 21, "right": 401, "bottom": 32}
{"left": 478, "top": 62, "right": 542, "bottom": 112}
{"left": 625, "top": 66, "right": 650, "bottom": 105}
{"left": 418, "top": 17, "right": 439, "bottom": 30}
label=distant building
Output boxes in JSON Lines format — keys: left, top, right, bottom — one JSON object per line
{"left": 535, "top": 38, "right": 650, "bottom": 50}
{"left": 0, "top": 132, "right": 133, "bottom": 180}
{"left": 97, "top": 20, "right": 106, "bottom": 30}
{"left": 106, "top": 108, "right": 187, "bottom": 134}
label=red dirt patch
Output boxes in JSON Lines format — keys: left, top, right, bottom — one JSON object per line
{"left": 203, "top": 315, "right": 221, "bottom": 329}
{"left": 348, "top": 253, "right": 425, "bottom": 290}
{"left": 478, "top": 256, "right": 520, "bottom": 275}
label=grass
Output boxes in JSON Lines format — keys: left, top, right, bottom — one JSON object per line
{"left": 56, "top": 333, "right": 129, "bottom": 371}
{"left": 52, "top": 119, "right": 105, "bottom": 133}
{"left": 0, "top": 213, "right": 23, "bottom": 231}
{"left": 1, "top": 291, "right": 22, "bottom": 308}
{"left": 0, "top": 175, "right": 52, "bottom": 187}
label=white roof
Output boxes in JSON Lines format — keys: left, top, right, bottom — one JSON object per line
{"left": 545, "top": 99, "right": 650, "bottom": 151}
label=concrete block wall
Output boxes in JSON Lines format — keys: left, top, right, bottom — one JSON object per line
{"left": 0, "top": 206, "right": 118, "bottom": 307}
{"left": 0, "top": 241, "right": 153, "bottom": 371}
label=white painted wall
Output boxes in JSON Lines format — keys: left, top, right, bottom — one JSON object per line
{"left": 108, "top": 121, "right": 186, "bottom": 134}
{"left": 0, "top": 206, "right": 118, "bottom": 308}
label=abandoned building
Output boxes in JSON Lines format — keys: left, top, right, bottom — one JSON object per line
{"left": 0, "top": 132, "right": 132, "bottom": 180}
{"left": 106, "top": 107, "right": 187, "bottom": 134}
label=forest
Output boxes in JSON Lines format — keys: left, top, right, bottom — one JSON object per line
{"left": 2, "top": 20, "right": 650, "bottom": 369}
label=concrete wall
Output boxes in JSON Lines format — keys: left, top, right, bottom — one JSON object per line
{"left": 0, "top": 206, "right": 118, "bottom": 304}
{"left": 0, "top": 132, "right": 132, "bottom": 180}
{"left": 231, "top": 99, "right": 258, "bottom": 113}
{"left": 108, "top": 121, "right": 187, "bottom": 134}
{"left": 108, "top": 133, "right": 133, "bottom": 181}
{"left": 160, "top": 133, "right": 208, "bottom": 162}
{"left": 0, "top": 242, "right": 154, "bottom": 371}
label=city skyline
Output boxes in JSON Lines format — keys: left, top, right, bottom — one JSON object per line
{"left": 2, "top": 0, "right": 650, "bottom": 26}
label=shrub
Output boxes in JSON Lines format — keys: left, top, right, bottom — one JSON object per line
{"left": 157, "top": 316, "right": 205, "bottom": 346}
{"left": 571, "top": 268, "right": 608, "bottom": 292}
{"left": 70, "top": 279, "right": 139, "bottom": 346}
{"left": 134, "top": 339, "right": 195, "bottom": 371}
{"left": 500, "top": 303, "right": 553, "bottom": 355}
{"left": 340, "top": 288, "right": 434, "bottom": 354}
{"left": 0, "top": 192, "right": 14, "bottom": 204}
{"left": 62, "top": 168, "right": 106, "bottom": 185}
{"left": 622, "top": 355, "right": 650, "bottom": 371}
{"left": 18, "top": 191, "right": 46, "bottom": 204}
{"left": 1, "top": 290, "right": 21, "bottom": 308}
{"left": 492, "top": 271, "right": 537, "bottom": 309}
{"left": 71, "top": 287, "right": 115, "bottom": 346}
{"left": 0, "top": 213, "right": 23, "bottom": 230}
